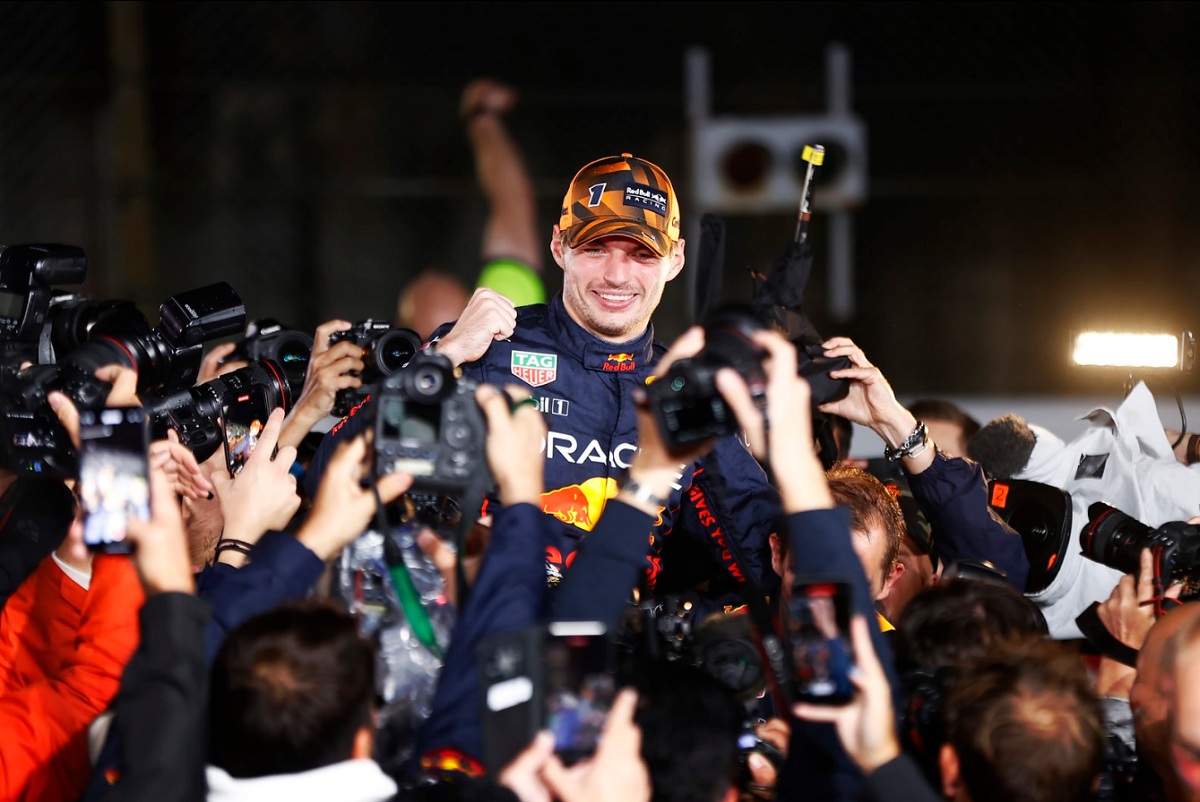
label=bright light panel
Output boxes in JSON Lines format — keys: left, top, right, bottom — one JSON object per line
{"left": 1071, "top": 332, "right": 1180, "bottom": 369}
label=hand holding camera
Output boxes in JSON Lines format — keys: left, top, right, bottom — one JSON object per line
{"left": 279, "top": 319, "right": 364, "bottom": 448}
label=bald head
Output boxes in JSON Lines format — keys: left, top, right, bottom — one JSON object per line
{"left": 396, "top": 269, "right": 471, "bottom": 339}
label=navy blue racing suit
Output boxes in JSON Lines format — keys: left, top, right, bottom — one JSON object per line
{"left": 307, "top": 292, "right": 779, "bottom": 594}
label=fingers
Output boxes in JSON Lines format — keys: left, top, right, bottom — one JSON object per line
{"left": 95, "top": 365, "right": 140, "bottom": 406}
{"left": 593, "top": 687, "right": 641, "bottom": 758}
{"left": 1137, "top": 548, "right": 1155, "bottom": 601}
{"left": 652, "top": 326, "right": 705, "bottom": 379}
{"left": 821, "top": 338, "right": 871, "bottom": 367}
{"left": 47, "top": 391, "right": 82, "bottom": 450}
{"left": 198, "top": 342, "right": 239, "bottom": 384}
{"left": 311, "top": 319, "right": 352, "bottom": 359}
{"left": 715, "top": 368, "right": 764, "bottom": 456}
{"left": 246, "top": 408, "right": 287, "bottom": 466}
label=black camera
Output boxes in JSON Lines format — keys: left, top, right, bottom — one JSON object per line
{"left": 372, "top": 351, "right": 487, "bottom": 493}
{"left": 55, "top": 282, "right": 246, "bottom": 396}
{"left": 1081, "top": 502, "right": 1200, "bottom": 594}
{"left": 329, "top": 319, "right": 422, "bottom": 418}
{"left": 144, "top": 359, "right": 294, "bottom": 464}
{"left": 648, "top": 303, "right": 851, "bottom": 449}
{"left": 0, "top": 243, "right": 88, "bottom": 343}
{"left": 227, "top": 318, "right": 313, "bottom": 391}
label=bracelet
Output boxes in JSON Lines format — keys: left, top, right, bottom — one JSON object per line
{"left": 215, "top": 538, "right": 254, "bottom": 559}
{"left": 619, "top": 476, "right": 670, "bottom": 510}
{"left": 884, "top": 421, "right": 929, "bottom": 463}
{"left": 1188, "top": 433, "right": 1200, "bottom": 465}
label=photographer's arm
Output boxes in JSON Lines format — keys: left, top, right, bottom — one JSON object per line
{"left": 416, "top": 383, "right": 548, "bottom": 765}
{"left": 819, "top": 338, "right": 1029, "bottom": 591}
{"left": 278, "top": 320, "right": 363, "bottom": 449}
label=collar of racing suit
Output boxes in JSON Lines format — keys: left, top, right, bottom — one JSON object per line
{"left": 547, "top": 292, "right": 659, "bottom": 373}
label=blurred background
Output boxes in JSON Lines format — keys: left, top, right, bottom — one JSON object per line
{"left": 3, "top": 0, "right": 1199, "bottom": 444}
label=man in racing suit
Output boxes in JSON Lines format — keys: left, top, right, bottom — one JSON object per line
{"left": 309, "top": 152, "right": 778, "bottom": 597}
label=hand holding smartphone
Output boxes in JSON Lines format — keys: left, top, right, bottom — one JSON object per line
{"left": 222, "top": 387, "right": 271, "bottom": 476}
{"left": 787, "top": 580, "right": 856, "bottom": 705}
{"left": 78, "top": 407, "right": 151, "bottom": 554}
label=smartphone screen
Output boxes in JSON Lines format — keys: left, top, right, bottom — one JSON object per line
{"left": 78, "top": 407, "right": 150, "bottom": 554}
{"left": 543, "top": 622, "right": 616, "bottom": 765}
{"left": 222, "top": 387, "right": 271, "bottom": 476}
{"left": 787, "top": 580, "right": 855, "bottom": 705}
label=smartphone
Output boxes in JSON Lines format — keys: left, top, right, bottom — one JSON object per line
{"left": 542, "top": 621, "right": 616, "bottom": 765}
{"left": 786, "top": 580, "right": 856, "bottom": 705}
{"left": 221, "top": 386, "right": 271, "bottom": 476}
{"left": 78, "top": 407, "right": 150, "bottom": 554}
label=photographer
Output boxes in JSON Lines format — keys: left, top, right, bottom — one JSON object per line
{"left": 818, "top": 338, "right": 1029, "bottom": 594}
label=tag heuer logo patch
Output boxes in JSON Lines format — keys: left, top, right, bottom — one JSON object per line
{"left": 511, "top": 351, "right": 558, "bottom": 387}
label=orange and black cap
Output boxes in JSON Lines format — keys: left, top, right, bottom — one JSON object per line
{"left": 559, "top": 153, "right": 680, "bottom": 257}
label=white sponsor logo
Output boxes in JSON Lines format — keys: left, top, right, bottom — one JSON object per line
{"left": 536, "top": 397, "right": 570, "bottom": 417}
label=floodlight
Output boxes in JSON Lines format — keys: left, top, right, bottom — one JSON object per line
{"left": 1070, "top": 331, "right": 1195, "bottom": 371}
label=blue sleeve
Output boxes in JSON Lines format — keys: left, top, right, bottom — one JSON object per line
{"left": 905, "top": 451, "right": 1029, "bottom": 592}
{"left": 414, "top": 502, "right": 549, "bottom": 763}
{"left": 777, "top": 506, "right": 899, "bottom": 802}
{"left": 551, "top": 499, "right": 653, "bottom": 630}
{"left": 303, "top": 396, "right": 373, "bottom": 499}
{"left": 199, "top": 530, "right": 325, "bottom": 664}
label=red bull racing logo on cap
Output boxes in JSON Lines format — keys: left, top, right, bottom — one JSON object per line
{"left": 603, "top": 353, "right": 637, "bottom": 372}
{"left": 511, "top": 350, "right": 558, "bottom": 387}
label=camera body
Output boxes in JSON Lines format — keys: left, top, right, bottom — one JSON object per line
{"left": 0, "top": 243, "right": 88, "bottom": 344}
{"left": 1081, "top": 502, "right": 1200, "bottom": 594}
{"left": 144, "top": 359, "right": 293, "bottom": 464}
{"left": 648, "top": 303, "right": 851, "bottom": 449}
{"left": 329, "top": 319, "right": 422, "bottom": 417}
{"left": 228, "top": 318, "right": 313, "bottom": 390}
{"left": 372, "top": 351, "right": 486, "bottom": 493}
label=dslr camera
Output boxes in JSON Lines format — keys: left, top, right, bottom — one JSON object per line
{"left": 226, "top": 317, "right": 313, "bottom": 391}
{"left": 647, "top": 303, "right": 851, "bottom": 449}
{"left": 372, "top": 351, "right": 486, "bottom": 493}
{"left": 329, "top": 319, "right": 422, "bottom": 417}
{"left": 143, "top": 359, "right": 294, "bottom": 464}
{"left": 1081, "top": 501, "right": 1200, "bottom": 596}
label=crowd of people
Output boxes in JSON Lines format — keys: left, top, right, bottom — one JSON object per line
{"left": 2, "top": 77, "right": 1200, "bottom": 802}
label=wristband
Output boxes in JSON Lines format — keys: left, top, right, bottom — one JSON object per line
{"left": 884, "top": 421, "right": 929, "bottom": 463}
{"left": 619, "top": 476, "right": 669, "bottom": 510}
{"left": 215, "top": 538, "right": 254, "bottom": 560}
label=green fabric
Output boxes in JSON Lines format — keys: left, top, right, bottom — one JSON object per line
{"left": 477, "top": 259, "right": 545, "bottom": 306}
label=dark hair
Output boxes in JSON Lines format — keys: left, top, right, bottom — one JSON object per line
{"left": 826, "top": 464, "right": 904, "bottom": 581}
{"left": 908, "top": 399, "right": 981, "bottom": 441}
{"left": 208, "top": 599, "right": 377, "bottom": 778}
{"left": 634, "top": 660, "right": 743, "bottom": 802}
{"left": 966, "top": 414, "right": 1037, "bottom": 480}
{"left": 943, "top": 636, "right": 1105, "bottom": 802}
{"left": 895, "top": 578, "right": 1048, "bottom": 671}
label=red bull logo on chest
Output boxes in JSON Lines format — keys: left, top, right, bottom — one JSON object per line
{"left": 511, "top": 350, "right": 558, "bottom": 387}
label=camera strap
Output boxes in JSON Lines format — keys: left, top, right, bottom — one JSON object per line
{"left": 1074, "top": 602, "right": 1139, "bottom": 668}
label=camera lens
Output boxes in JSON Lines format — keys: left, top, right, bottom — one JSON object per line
{"left": 1080, "top": 502, "right": 1162, "bottom": 576}
{"left": 372, "top": 329, "right": 420, "bottom": 374}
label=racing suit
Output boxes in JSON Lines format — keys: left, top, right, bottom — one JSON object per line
{"left": 307, "top": 292, "right": 779, "bottom": 594}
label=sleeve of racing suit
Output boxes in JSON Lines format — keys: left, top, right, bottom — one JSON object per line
{"left": 677, "top": 435, "right": 781, "bottom": 593}
{"left": 904, "top": 451, "right": 1029, "bottom": 592}
{"left": 551, "top": 499, "right": 654, "bottom": 631}
{"left": 414, "top": 501, "right": 550, "bottom": 764}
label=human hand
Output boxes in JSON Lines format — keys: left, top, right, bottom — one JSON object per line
{"left": 744, "top": 717, "right": 790, "bottom": 799}
{"left": 150, "top": 430, "right": 215, "bottom": 501}
{"left": 715, "top": 329, "right": 833, "bottom": 511}
{"left": 539, "top": 688, "right": 651, "bottom": 802}
{"left": 279, "top": 319, "right": 364, "bottom": 447}
{"left": 47, "top": 364, "right": 140, "bottom": 450}
{"left": 211, "top": 408, "right": 300, "bottom": 564}
{"left": 793, "top": 616, "right": 900, "bottom": 775}
{"left": 461, "top": 78, "right": 516, "bottom": 119}
{"left": 433, "top": 288, "right": 517, "bottom": 366}
{"left": 415, "top": 526, "right": 486, "bottom": 607}
{"left": 817, "top": 338, "right": 915, "bottom": 442}
{"left": 628, "top": 326, "right": 706, "bottom": 508}
{"left": 1096, "top": 547, "right": 1184, "bottom": 650}
{"left": 197, "top": 341, "right": 246, "bottom": 385}
{"left": 126, "top": 448, "right": 194, "bottom": 595}
{"left": 297, "top": 432, "right": 412, "bottom": 560}
{"left": 475, "top": 383, "right": 546, "bottom": 507}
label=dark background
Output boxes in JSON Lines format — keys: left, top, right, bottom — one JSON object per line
{"left": 3, "top": 0, "right": 1199, "bottom": 396}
